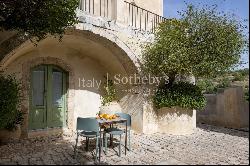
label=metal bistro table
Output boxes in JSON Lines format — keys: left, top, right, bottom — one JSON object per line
{"left": 97, "top": 117, "right": 128, "bottom": 162}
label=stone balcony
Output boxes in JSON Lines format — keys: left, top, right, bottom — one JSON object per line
{"left": 0, "top": 0, "right": 167, "bottom": 66}
{"left": 77, "top": 0, "right": 167, "bottom": 33}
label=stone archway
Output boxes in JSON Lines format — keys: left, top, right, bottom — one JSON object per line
{"left": 0, "top": 27, "right": 142, "bottom": 76}
{"left": 64, "top": 28, "right": 140, "bottom": 76}
{"left": 0, "top": 27, "right": 147, "bottom": 136}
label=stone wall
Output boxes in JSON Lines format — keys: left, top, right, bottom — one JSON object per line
{"left": 141, "top": 76, "right": 198, "bottom": 135}
{"left": 0, "top": 3, "right": 166, "bottom": 137}
{"left": 157, "top": 107, "right": 196, "bottom": 135}
{"left": 142, "top": 94, "right": 196, "bottom": 135}
{"left": 197, "top": 86, "right": 249, "bottom": 129}
{"left": 0, "top": 10, "right": 154, "bottom": 137}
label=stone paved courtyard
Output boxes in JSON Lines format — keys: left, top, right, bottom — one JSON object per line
{"left": 0, "top": 123, "right": 249, "bottom": 165}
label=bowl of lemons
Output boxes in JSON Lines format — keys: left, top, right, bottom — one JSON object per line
{"left": 97, "top": 113, "right": 118, "bottom": 120}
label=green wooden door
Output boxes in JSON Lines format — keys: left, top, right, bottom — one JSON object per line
{"left": 29, "top": 65, "right": 67, "bottom": 130}
{"left": 47, "top": 66, "right": 67, "bottom": 128}
{"left": 29, "top": 65, "right": 47, "bottom": 130}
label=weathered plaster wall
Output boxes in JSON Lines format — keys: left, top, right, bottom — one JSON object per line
{"left": 142, "top": 98, "right": 196, "bottom": 135}
{"left": 0, "top": 10, "right": 153, "bottom": 137}
{"left": 157, "top": 108, "right": 196, "bottom": 135}
{"left": 3, "top": 38, "right": 111, "bottom": 136}
{"left": 0, "top": 3, "right": 199, "bottom": 136}
{"left": 197, "top": 86, "right": 249, "bottom": 129}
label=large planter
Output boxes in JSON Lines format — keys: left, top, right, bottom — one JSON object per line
{"left": 100, "top": 101, "right": 122, "bottom": 115}
{"left": 157, "top": 107, "right": 196, "bottom": 135}
{"left": 0, "top": 125, "right": 21, "bottom": 144}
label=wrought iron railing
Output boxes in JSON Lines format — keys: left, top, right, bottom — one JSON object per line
{"left": 124, "top": 1, "right": 167, "bottom": 33}
{"left": 78, "top": 0, "right": 113, "bottom": 19}
{"left": 78, "top": 0, "right": 168, "bottom": 33}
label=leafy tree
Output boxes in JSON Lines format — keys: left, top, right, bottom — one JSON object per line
{"left": 142, "top": 4, "right": 248, "bottom": 86}
{"left": 0, "top": 0, "right": 79, "bottom": 41}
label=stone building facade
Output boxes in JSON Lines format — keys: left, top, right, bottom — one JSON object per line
{"left": 0, "top": 0, "right": 166, "bottom": 138}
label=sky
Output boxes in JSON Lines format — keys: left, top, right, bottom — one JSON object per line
{"left": 163, "top": 0, "right": 249, "bottom": 69}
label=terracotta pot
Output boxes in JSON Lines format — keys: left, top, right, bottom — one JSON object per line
{"left": 100, "top": 101, "right": 122, "bottom": 115}
{"left": 0, "top": 125, "right": 21, "bottom": 144}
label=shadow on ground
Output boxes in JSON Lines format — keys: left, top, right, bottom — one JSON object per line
{"left": 197, "top": 123, "right": 249, "bottom": 139}
{"left": 0, "top": 134, "right": 109, "bottom": 165}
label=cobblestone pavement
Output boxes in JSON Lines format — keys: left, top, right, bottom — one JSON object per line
{"left": 0, "top": 123, "right": 249, "bottom": 165}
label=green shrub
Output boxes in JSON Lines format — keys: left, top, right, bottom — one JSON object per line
{"left": 196, "top": 79, "right": 216, "bottom": 94}
{"left": 237, "top": 68, "right": 249, "bottom": 77}
{"left": 215, "top": 77, "right": 231, "bottom": 89}
{"left": 0, "top": 73, "right": 23, "bottom": 130}
{"left": 101, "top": 77, "right": 117, "bottom": 106}
{"left": 245, "top": 90, "right": 249, "bottom": 102}
{"left": 153, "top": 81, "right": 206, "bottom": 110}
{"left": 232, "top": 72, "right": 245, "bottom": 81}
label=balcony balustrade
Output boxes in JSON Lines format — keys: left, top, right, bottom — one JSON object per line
{"left": 78, "top": 0, "right": 168, "bottom": 33}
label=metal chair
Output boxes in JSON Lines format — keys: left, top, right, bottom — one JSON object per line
{"left": 74, "top": 117, "right": 101, "bottom": 161}
{"left": 104, "top": 113, "right": 132, "bottom": 156}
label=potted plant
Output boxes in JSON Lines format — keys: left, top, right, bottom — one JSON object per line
{"left": 0, "top": 73, "right": 23, "bottom": 144}
{"left": 99, "top": 77, "right": 122, "bottom": 115}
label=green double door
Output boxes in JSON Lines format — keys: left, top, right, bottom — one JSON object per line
{"left": 29, "top": 65, "right": 67, "bottom": 130}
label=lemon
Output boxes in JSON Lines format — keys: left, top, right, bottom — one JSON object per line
{"left": 103, "top": 114, "right": 109, "bottom": 119}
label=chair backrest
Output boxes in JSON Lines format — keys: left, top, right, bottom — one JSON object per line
{"left": 115, "top": 113, "right": 131, "bottom": 127}
{"left": 76, "top": 117, "right": 99, "bottom": 132}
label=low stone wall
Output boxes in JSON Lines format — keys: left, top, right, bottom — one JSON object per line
{"left": 157, "top": 107, "right": 196, "bottom": 135}
{"left": 197, "top": 86, "right": 249, "bottom": 129}
{"left": 142, "top": 99, "right": 196, "bottom": 135}
{"left": 141, "top": 77, "right": 197, "bottom": 135}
